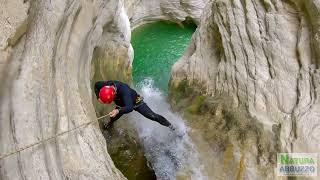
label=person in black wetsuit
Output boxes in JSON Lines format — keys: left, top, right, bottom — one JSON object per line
{"left": 94, "top": 80, "right": 175, "bottom": 130}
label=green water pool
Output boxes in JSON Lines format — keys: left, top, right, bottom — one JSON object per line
{"left": 131, "top": 21, "right": 196, "bottom": 93}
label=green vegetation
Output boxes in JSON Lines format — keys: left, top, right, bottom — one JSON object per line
{"left": 169, "top": 79, "right": 190, "bottom": 104}
{"left": 186, "top": 95, "right": 206, "bottom": 114}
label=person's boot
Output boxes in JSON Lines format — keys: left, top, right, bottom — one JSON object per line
{"left": 169, "top": 124, "right": 176, "bottom": 131}
{"left": 169, "top": 124, "right": 186, "bottom": 138}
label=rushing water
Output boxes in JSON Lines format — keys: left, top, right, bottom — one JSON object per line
{"left": 130, "top": 22, "right": 208, "bottom": 179}
{"left": 129, "top": 79, "right": 206, "bottom": 180}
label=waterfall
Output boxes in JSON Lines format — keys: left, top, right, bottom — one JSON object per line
{"left": 128, "top": 78, "right": 207, "bottom": 180}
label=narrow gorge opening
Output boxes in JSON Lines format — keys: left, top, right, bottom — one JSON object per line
{"left": 127, "top": 20, "right": 198, "bottom": 179}
{"left": 91, "top": 20, "right": 198, "bottom": 180}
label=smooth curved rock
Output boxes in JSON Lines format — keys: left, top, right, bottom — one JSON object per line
{"left": 124, "top": 0, "right": 207, "bottom": 28}
{"left": 171, "top": 0, "right": 320, "bottom": 178}
{"left": 0, "top": 0, "right": 206, "bottom": 179}
{"left": 0, "top": 0, "right": 128, "bottom": 179}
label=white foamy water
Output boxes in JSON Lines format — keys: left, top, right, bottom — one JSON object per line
{"left": 128, "top": 78, "right": 207, "bottom": 180}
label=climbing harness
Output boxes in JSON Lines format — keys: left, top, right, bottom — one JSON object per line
{"left": 133, "top": 101, "right": 145, "bottom": 109}
{"left": 135, "top": 96, "right": 143, "bottom": 104}
{"left": 0, "top": 113, "right": 111, "bottom": 160}
{"left": 133, "top": 96, "right": 144, "bottom": 109}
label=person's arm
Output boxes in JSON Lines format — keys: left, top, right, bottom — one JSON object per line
{"left": 118, "top": 88, "right": 134, "bottom": 114}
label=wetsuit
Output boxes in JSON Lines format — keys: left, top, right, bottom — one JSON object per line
{"left": 94, "top": 80, "right": 172, "bottom": 128}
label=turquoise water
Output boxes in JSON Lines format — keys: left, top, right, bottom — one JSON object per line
{"left": 131, "top": 21, "right": 196, "bottom": 93}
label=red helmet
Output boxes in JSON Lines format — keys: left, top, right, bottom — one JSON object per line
{"left": 99, "top": 86, "right": 115, "bottom": 104}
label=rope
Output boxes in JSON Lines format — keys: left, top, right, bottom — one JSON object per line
{"left": 0, "top": 113, "right": 110, "bottom": 160}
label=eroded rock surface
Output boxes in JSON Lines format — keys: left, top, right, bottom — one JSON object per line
{"left": 171, "top": 0, "right": 320, "bottom": 178}
{"left": 0, "top": 0, "right": 207, "bottom": 179}
{"left": 124, "top": 0, "right": 207, "bottom": 28}
{"left": 0, "top": 0, "right": 129, "bottom": 179}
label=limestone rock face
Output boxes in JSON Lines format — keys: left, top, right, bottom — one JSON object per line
{"left": 124, "top": 0, "right": 208, "bottom": 28}
{"left": 0, "top": 0, "right": 206, "bottom": 179}
{"left": 0, "top": 0, "right": 129, "bottom": 179}
{"left": 171, "top": 0, "right": 320, "bottom": 177}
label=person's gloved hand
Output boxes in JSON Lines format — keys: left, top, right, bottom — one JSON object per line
{"left": 109, "top": 109, "right": 119, "bottom": 118}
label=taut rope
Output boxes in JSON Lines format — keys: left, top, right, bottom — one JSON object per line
{"left": 0, "top": 114, "right": 110, "bottom": 160}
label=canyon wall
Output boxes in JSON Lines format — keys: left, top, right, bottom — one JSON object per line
{"left": 171, "top": 0, "right": 320, "bottom": 178}
{"left": 124, "top": 0, "right": 207, "bottom": 28}
{"left": 0, "top": 0, "right": 129, "bottom": 179}
{"left": 0, "top": 0, "right": 205, "bottom": 179}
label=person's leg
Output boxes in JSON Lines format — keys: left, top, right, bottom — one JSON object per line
{"left": 134, "top": 103, "right": 172, "bottom": 127}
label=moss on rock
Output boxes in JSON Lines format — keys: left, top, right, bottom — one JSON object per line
{"left": 169, "top": 79, "right": 279, "bottom": 178}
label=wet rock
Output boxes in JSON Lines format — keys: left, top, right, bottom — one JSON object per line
{"left": 171, "top": 0, "right": 320, "bottom": 178}
{"left": 102, "top": 123, "right": 157, "bottom": 180}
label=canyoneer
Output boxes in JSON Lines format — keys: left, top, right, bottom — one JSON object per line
{"left": 94, "top": 80, "right": 176, "bottom": 131}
